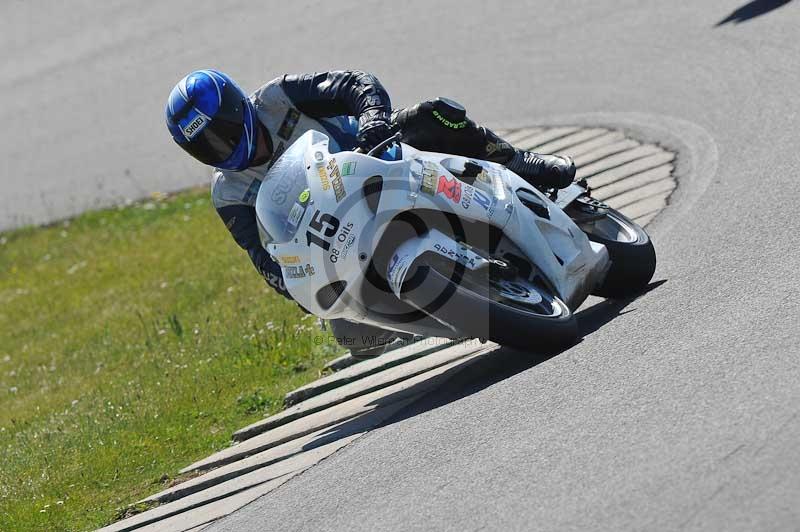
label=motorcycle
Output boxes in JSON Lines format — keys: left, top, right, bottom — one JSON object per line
{"left": 255, "top": 129, "right": 656, "bottom": 350}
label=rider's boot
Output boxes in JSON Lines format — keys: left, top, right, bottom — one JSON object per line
{"left": 480, "top": 126, "right": 576, "bottom": 189}
{"left": 393, "top": 97, "right": 575, "bottom": 189}
{"left": 503, "top": 149, "right": 576, "bottom": 190}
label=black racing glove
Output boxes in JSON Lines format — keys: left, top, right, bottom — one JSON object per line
{"left": 357, "top": 109, "right": 392, "bottom": 152}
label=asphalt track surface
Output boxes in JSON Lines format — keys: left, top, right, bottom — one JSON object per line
{"left": 6, "top": 1, "right": 800, "bottom": 530}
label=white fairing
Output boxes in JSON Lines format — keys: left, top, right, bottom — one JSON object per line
{"left": 387, "top": 229, "right": 491, "bottom": 298}
{"left": 255, "top": 130, "right": 610, "bottom": 325}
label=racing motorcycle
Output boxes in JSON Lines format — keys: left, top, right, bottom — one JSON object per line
{"left": 255, "top": 129, "right": 656, "bottom": 350}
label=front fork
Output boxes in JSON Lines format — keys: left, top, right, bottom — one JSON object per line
{"left": 552, "top": 179, "right": 611, "bottom": 224}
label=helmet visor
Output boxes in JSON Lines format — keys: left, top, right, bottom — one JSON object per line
{"left": 176, "top": 83, "right": 247, "bottom": 166}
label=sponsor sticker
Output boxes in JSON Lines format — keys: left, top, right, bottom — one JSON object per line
{"left": 460, "top": 185, "right": 474, "bottom": 209}
{"left": 275, "top": 255, "right": 301, "bottom": 265}
{"left": 298, "top": 189, "right": 310, "bottom": 203}
{"left": 181, "top": 112, "right": 209, "bottom": 140}
{"left": 327, "top": 158, "right": 346, "bottom": 202}
{"left": 287, "top": 202, "right": 305, "bottom": 227}
{"left": 329, "top": 222, "right": 355, "bottom": 263}
{"left": 433, "top": 242, "right": 477, "bottom": 268}
{"left": 318, "top": 166, "right": 331, "bottom": 191}
{"left": 387, "top": 252, "right": 413, "bottom": 296}
{"left": 284, "top": 264, "right": 315, "bottom": 279}
{"left": 437, "top": 175, "right": 462, "bottom": 203}
{"left": 472, "top": 188, "right": 497, "bottom": 218}
{"left": 332, "top": 175, "right": 345, "bottom": 202}
{"left": 341, "top": 161, "right": 357, "bottom": 176}
{"left": 420, "top": 163, "right": 437, "bottom": 195}
{"left": 485, "top": 140, "right": 511, "bottom": 157}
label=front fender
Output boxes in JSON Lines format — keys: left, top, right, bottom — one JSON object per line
{"left": 386, "top": 229, "right": 490, "bottom": 298}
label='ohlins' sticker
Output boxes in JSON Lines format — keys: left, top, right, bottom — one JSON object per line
{"left": 485, "top": 140, "right": 511, "bottom": 157}
{"left": 277, "top": 108, "right": 301, "bottom": 140}
{"left": 327, "top": 159, "right": 346, "bottom": 202}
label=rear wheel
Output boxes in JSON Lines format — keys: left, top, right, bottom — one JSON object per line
{"left": 578, "top": 207, "right": 656, "bottom": 298}
{"left": 401, "top": 254, "right": 579, "bottom": 352}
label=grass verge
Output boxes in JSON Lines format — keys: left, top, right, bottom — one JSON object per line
{"left": 0, "top": 190, "right": 341, "bottom": 531}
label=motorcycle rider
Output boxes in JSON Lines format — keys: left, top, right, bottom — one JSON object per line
{"left": 165, "top": 69, "right": 576, "bottom": 357}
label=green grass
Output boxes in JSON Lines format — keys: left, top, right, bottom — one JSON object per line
{"left": 0, "top": 190, "right": 342, "bottom": 531}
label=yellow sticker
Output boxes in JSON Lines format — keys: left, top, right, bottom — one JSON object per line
{"left": 299, "top": 189, "right": 310, "bottom": 203}
{"left": 318, "top": 166, "right": 330, "bottom": 191}
{"left": 276, "top": 255, "right": 301, "bottom": 265}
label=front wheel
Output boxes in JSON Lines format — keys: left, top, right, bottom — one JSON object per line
{"left": 400, "top": 254, "right": 579, "bottom": 352}
{"left": 578, "top": 207, "right": 656, "bottom": 298}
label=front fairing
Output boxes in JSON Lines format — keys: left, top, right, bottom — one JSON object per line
{"left": 257, "top": 131, "right": 413, "bottom": 319}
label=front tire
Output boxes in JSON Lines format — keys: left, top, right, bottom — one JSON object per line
{"left": 580, "top": 208, "right": 656, "bottom": 298}
{"left": 401, "top": 255, "right": 579, "bottom": 352}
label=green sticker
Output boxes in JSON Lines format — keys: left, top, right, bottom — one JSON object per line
{"left": 298, "top": 189, "right": 310, "bottom": 203}
{"left": 342, "top": 161, "right": 357, "bottom": 176}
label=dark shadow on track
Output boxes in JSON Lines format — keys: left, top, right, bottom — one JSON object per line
{"left": 576, "top": 279, "right": 667, "bottom": 337}
{"left": 302, "top": 280, "right": 667, "bottom": 449}
{"left": 716, "top": 0, "right": 793, "bottom": 26}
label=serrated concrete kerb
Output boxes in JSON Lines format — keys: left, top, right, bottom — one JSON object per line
{"left": 232, "top": 339, "right": 484, "bottom": 443}
{"left": 283, "top": 337, "right": 456, "bottom": 408}
{"left": 181, "top": 343, "right": 495, "bottom": 475}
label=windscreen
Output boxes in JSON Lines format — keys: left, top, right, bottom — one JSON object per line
{"left": 255, "top": 134, "right": 315, "bottom": 245}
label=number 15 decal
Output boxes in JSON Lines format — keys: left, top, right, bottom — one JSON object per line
{"left": 306, "top": 210, "right": 340, "bottom": 251}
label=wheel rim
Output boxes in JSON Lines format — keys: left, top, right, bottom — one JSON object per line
{"left": 491, "top": 278, "right": 564, "bottom": 317}
{"left": 456, "top": 271, "right": 565, "bottom": 318}
{"left": 413, "top": 252, "right": 570, "bottom": 320}
{"left": 580, "top": 210, "right": 639, "bottom": 243}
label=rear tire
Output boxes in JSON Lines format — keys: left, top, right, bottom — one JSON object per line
{"left": 401, "top": 255, "right": 579, "bottom": 352}
{"left": 581, "top": 208, "right": 656, "bottom": 298}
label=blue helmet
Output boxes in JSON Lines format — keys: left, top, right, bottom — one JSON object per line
{"left": 165, "top": 70, "right": 257, "bottom": 171}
